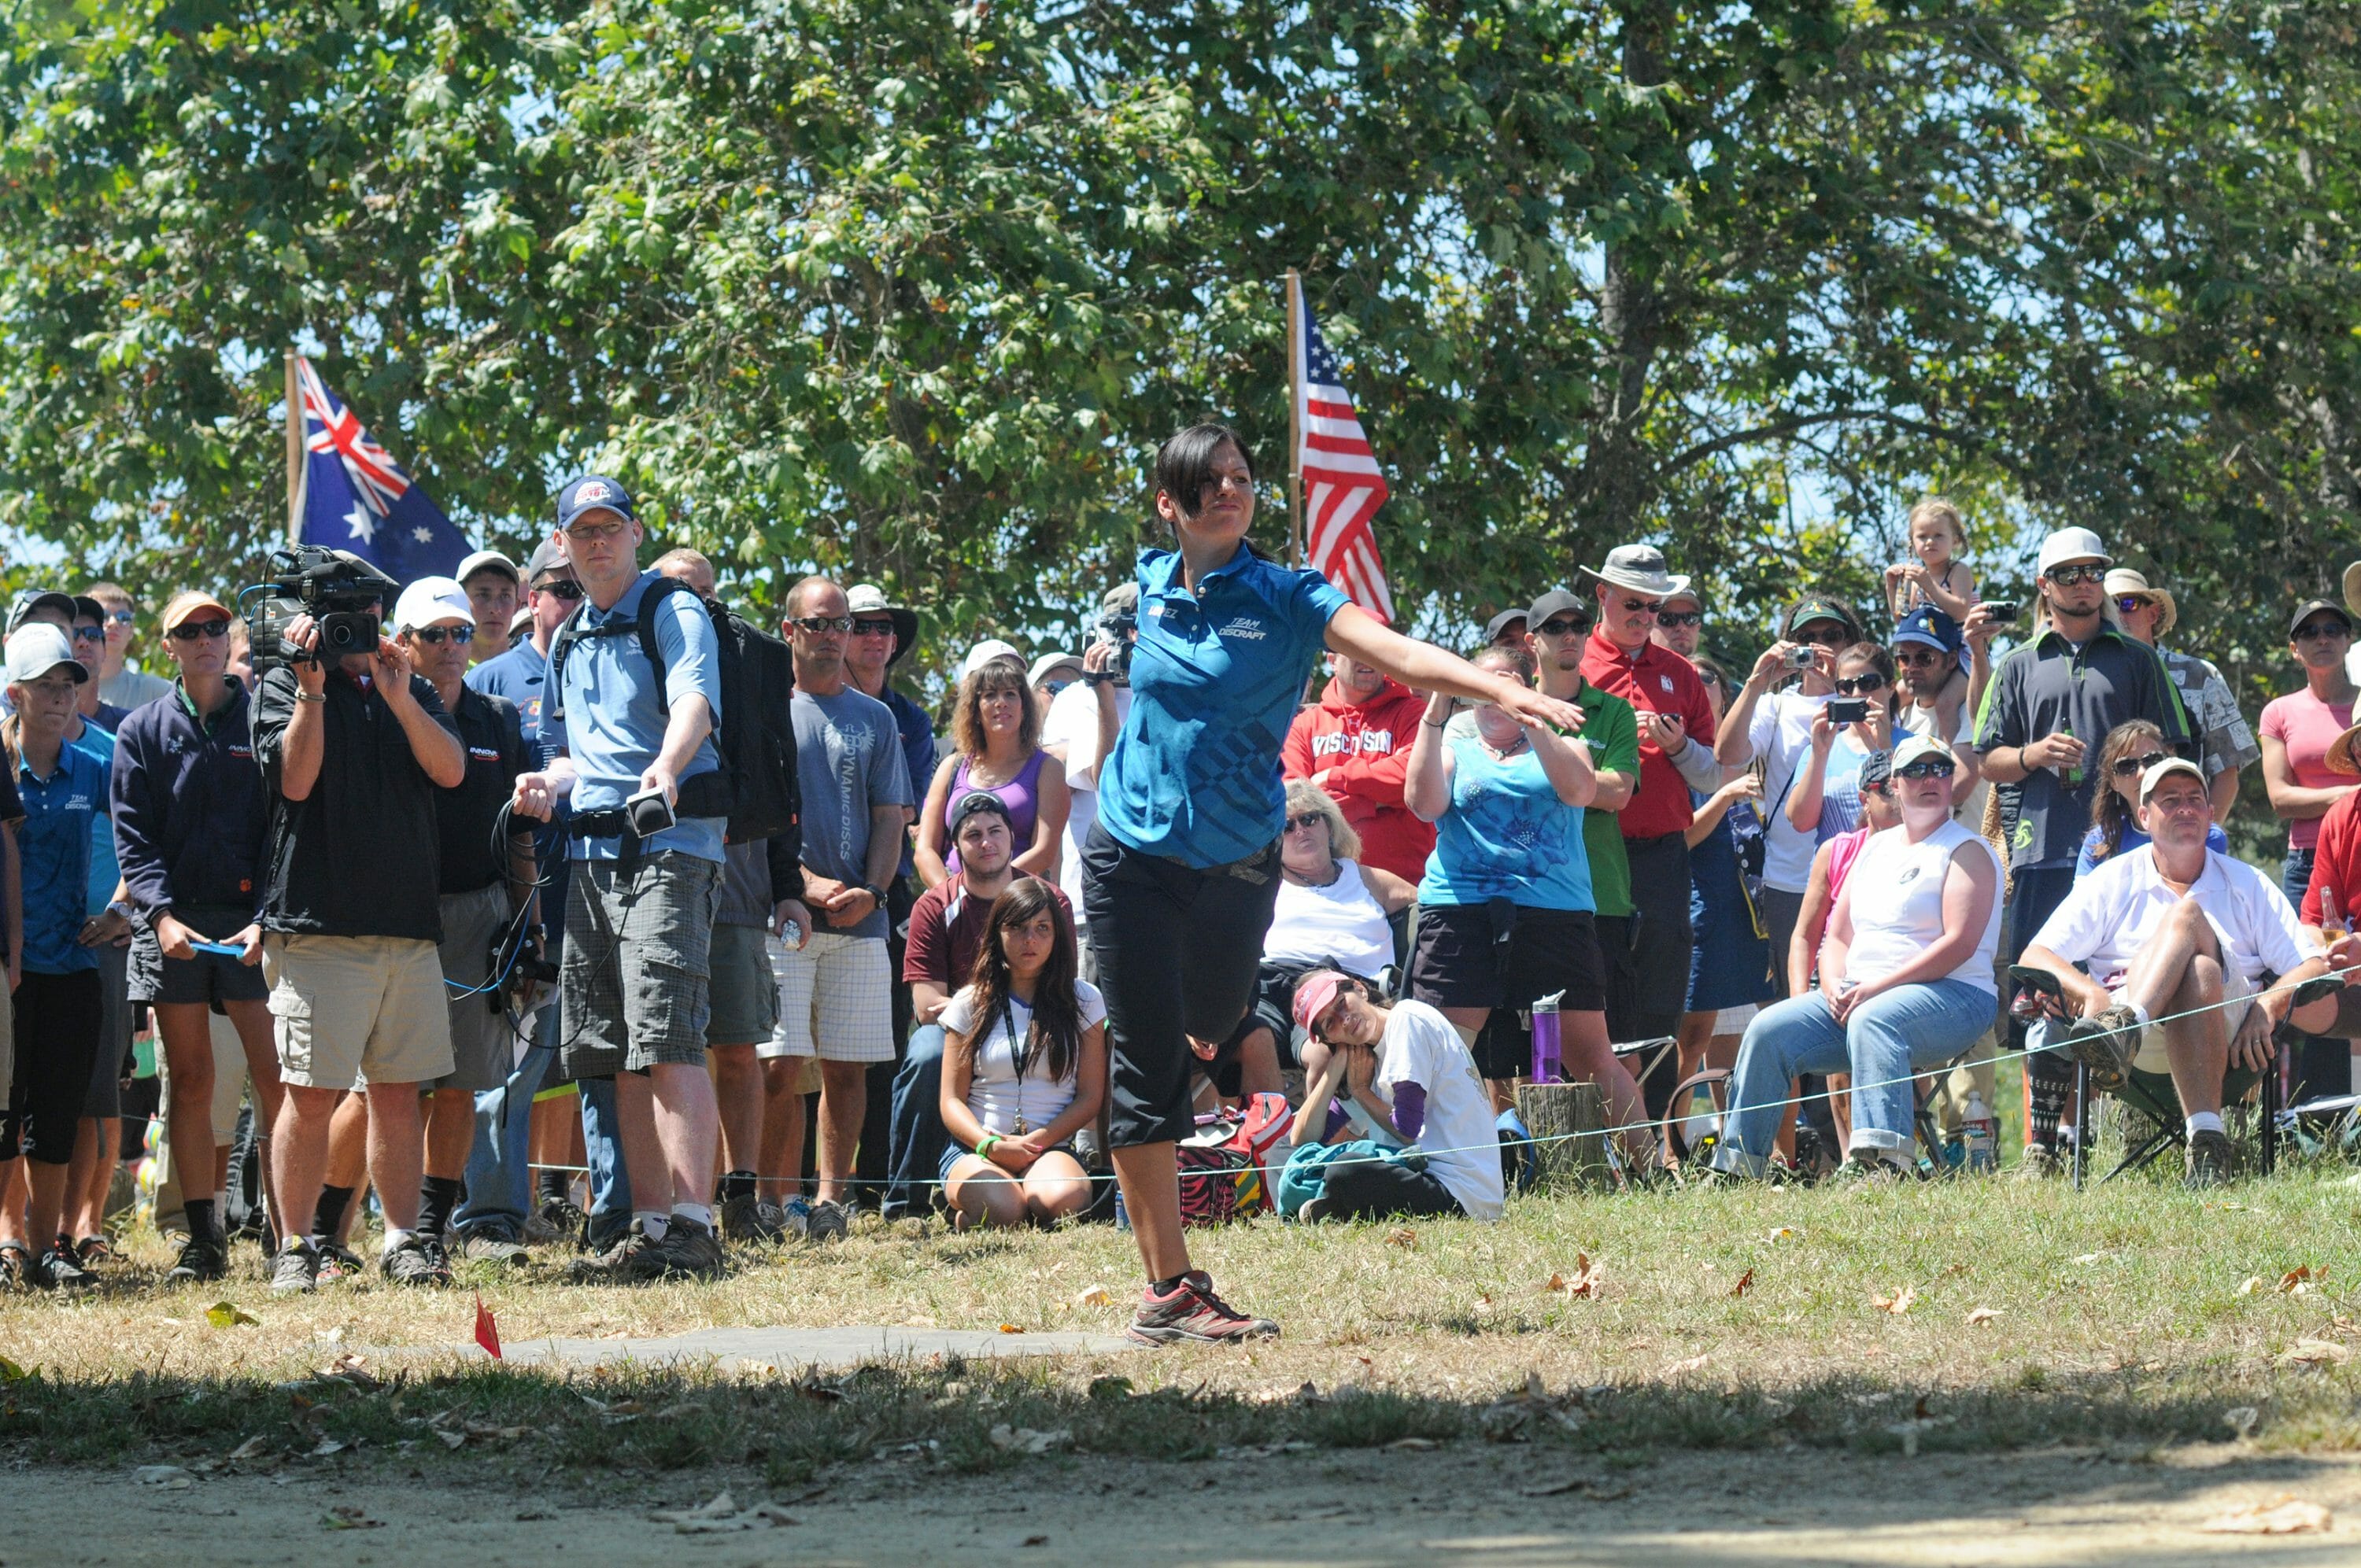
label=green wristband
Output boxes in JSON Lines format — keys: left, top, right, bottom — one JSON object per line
{"left": 977, "top": 1134, "right": 1000, "bottom": 1159}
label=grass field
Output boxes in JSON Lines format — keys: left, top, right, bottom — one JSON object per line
{"left": 9, "top": 1151, "right": 2361, "bottom": 1489}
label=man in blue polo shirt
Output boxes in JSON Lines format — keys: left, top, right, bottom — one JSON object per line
{"left": 510, "top": 473, "right": 733, "bottom": 1282}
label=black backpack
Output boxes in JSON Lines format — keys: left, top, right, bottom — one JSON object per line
{"left": 547, "top": 575, "right": 801, "bottom": 858}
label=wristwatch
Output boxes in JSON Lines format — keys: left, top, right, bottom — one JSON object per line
{"left": 859, "top": 882, "right": 885, "bottom": 906}
{"left": 105, "top": 900, "right": 135, "bottom": 922}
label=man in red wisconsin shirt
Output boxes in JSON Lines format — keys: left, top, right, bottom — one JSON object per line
{"left": 1283, "top": 652, "right": 1435, "bottom": 884}
{"left": 1579, "top": 544, "right": 1723, "bottom": 1052}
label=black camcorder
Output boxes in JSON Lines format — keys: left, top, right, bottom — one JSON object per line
{"left": 249, "top": 545, "right": 399, "bottom": 674}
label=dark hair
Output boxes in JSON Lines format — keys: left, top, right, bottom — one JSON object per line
{"left": 1154, "top": 423, "right": 1257, "bottom": 524}
{"left": 960, "top": 878, "right": 1084, "bottom": 1087}
{"left": 2087, "top": 718, "right": 2167, "bottom": 865}
{"left": 950, "top": 655, "right": 1040, "bottom": 758}
{"left": 1692, "top": 655, "right": 1731, "bottom": 701}
{"left": 1835, "top": 641, "right": 1901, "bottom": 718}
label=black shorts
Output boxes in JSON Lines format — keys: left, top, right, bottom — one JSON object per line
{"left": 1409, "top": 902, "right": 1607, "bottom": 1013}
{"left": 1081, "top": 824, "right": 1281, "bottom": 1149}
{"left": 3, "top": 968, "right": 103, "bottom": 1164}
{"left": 1604, "top": 833, "right": 1692, "bottom": 1035}
{"left": 128, "top": 904, "right": 269, "bottom": 1007}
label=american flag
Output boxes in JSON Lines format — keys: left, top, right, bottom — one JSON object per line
{"left": 1293, "top": 295, "right": 1395, "bottom": 623}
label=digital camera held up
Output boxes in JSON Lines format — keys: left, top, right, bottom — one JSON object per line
{"left": 249, "top": 546, "right": 399, "bottom": 674}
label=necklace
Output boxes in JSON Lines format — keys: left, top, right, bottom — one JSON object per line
{"left": 1284, "top": 860, "right": 1343, "bottom": 888}
{"left": 1478, "top": 732, "right": 1529, "bottom": 762}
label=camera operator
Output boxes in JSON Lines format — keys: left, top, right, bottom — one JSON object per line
{"left": 251, "top": 552, "right": 467, "bottom": 1293}
{"left": 509, "top": 474, "right": 748, "bottom": 1283}
{"left": 393, "top": 577, "right": 539, "bottom": 1264}
{"left": 110, "top": 591, "right": 283, "bottom": 1283}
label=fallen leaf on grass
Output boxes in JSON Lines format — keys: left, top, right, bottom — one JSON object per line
{"left": 0, "top": 1354, "right": 28, "bottom": 1382}
{"left": 2238, "top": 1276, "right": 2265, "bottom": 1296}
{"left": 2200, "top": 1495, "right": 2332, "bottom": 1535}
{"left": 1544, "top": 1255, "right": 1605, "bottom": 1298}
{"left": 1387, "top": 1228, "right": 1418, "bottom": 1249}
{"left": 996, "top": 1323, "right": 1025, "bottom": 1334}
{"left": 1067, "top": 1286, "right": 1111, "bottom": 1309}
{"left": 1966, "top": 1307, "right": 2001, "bottom": 1326}
{"left": 309, "top": 1439, "right": 349, "bottom": 1458}
{"left": 435, "top": 1430, "right": 467, "bottom": 1451}
{"left": 1765, "top": 1227, "right": 1797, "bottom": 1243}
{"left": 2278, "top": 1339, "right": 2353, "bottom": 1368}
{"left": 227, "top": 1436, "right": 272, "bottom": 1461}
{"left": 1873, "top": 1287, "right": 1917, "bottom": 1316}
{"left": 2223, "top": 1406, "right": 2260, "bottom": 1439}
{"left": 204, "top": 1302, "right": 257, "bottom": 1328}
{"left": 1729, "top": 1268, "right": 1755, "bottom": 1298}
{"left": 2068, "top": 1253, "right": 2102, "bottom": 1265}
{"left": 320, "top": 1505, "right": 380, "bottom": 1530}
{"left": 1662, "top": 1352, "right": 1711, "bottom": 1377}
{"left": 2278, "top": 1265, "right": 2328, "bottom": 1295}
{"left": 988, "top": 1425, "right": 1071, "bottom": 1455}
{"left": 133, "top": 1465, "right": 192, "bottom": 1489}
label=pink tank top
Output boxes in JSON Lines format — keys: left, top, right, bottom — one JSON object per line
{"left": 1825, "top": 826, "right": 1873, "bottom": 902}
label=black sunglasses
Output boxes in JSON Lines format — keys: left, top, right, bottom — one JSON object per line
{"left": 1834, "top": 673, "right": 1889, "bottom": 695}
{"left": 166, "top": 618, "right": 230, "bottom": 641}
{"left": 793, "top": 615, "right": 855, "bottom": 634}
{"left": 850, "top": 617, "right": 899, "bottom": 637}
{"left": 1655, "top": 610, "right": 1702, "bottom": 628}
{"left": 409, "top": 625, "right": 475, "bottom": 646}
{"left": 1535, "top": 617, "right": 1591, "bottom": 638}
{"left": 2045, "top": 563, "right": 2105, "bottom": 586}
{"left": 536, "top": 577, "right": 585, "bottom": 601}
{"left": 1894, "top": 758, "right": 1956, "bottom": 780}
{"left": 69, "top": 625, "right": 105, "bottom": 643}
{"left": 2111, "top": 749, "right": 2171, "bottom": 778}
{"left": 1284, "top": 812, "right": 1328, "bottom": 832}
{"left": 2295, "top": 619, "right": 2352, "bottom": 643}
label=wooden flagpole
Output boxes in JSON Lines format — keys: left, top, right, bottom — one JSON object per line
{"left": 1285, "top": 268, "right": 1304, "bottom": 570}
{"left": 283, "top": 352, "right": 305, "bottom": 544}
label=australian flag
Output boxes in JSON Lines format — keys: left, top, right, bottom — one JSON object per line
{"left": 294, "top": 356, "right": 467, "bottom": 582}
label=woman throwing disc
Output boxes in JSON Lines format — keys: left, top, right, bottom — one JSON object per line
{"left": 1086, "top": 423, "right": 1586, "bottom": 1345}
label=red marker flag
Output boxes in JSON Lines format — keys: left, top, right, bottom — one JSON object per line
{"left": 475, "top": 1291, "right": 502, "bottom": 1360}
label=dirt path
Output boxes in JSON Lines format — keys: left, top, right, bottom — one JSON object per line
{"left": 10, "top": 1444, "right": 2357, "bottom": 1565}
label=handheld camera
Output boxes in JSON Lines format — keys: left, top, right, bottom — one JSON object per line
{"left": 249, "top": 545, "right": 397, "bottom": 673}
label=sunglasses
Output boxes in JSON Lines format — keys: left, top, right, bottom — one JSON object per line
{"left": 1894, "top": 758, "right": 1956, "bottom": 780}
{"left": 1655, "top": 611, "right": 1703, "bottom": 629}
{"left": 1284, "top": 812, "right": 1328, "bottom": 832}
{"left": 1834, "top": 673, "right": 1889, "bottom": 695}
{"left": 2114, "top": 595, "right": 2155, "bottom": 615}
{"left": 793, "top": 614, "right": 855, "bottom": 634}
{"left": 2295, "top": 619, "right": 2352, "bottom": 643}
{"left": 1798, "top": 625, "right": 1851, "bottom": 647}
{"left": 851, "top": 618, "right": 899, "bottom": 637}
{"left": 105, "top": 610, "right": 135, "bottom": 626}
{"left": 70, "top": 625, "right": 105, "bottom": 644}
{"left": 1895, "top": 647, "right": 1947, "bottom": 665}
{"left": 1535, "top": 617, "right": 1590, "bottom": 638}
{"left": 535, "top": 577, "right": 585, "bottom": 601}
{"left": 1040, "top": 678, "right": 1073, "bottom": 696}
{"left": 1618, "top": 596, "right": 1664, "bottom": 615}
{"left": 2110, "top": 749, "right": 2171, "bottom": 778}
{"left": 409, "top": 625, "right": 475, "bottom": 646}
{"left": 2045, "top": 564, "right": 2105, "bottom": 586}
{"left": 166, "top": 618, "right": 230, "bottom": 641}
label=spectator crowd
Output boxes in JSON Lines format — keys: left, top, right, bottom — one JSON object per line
{"left": 6, "top": 467, "right": 2359, "bottom": 1351}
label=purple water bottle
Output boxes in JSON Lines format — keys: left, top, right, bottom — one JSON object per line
{"left": 1529, "top": 991, "right": 1564, "bottom": 1083}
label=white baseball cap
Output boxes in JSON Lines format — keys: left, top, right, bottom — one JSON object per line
{"left": 2137, "top": 755, "right": 2208, "bottom": 804}
{"left": 3, "top": 622, "right": 87, "bottom": 686}
{"left": 961, "top": 638, "right": 1024, "bottom": 678}
{"left": 1890, "top": 733, "right": 1956, "bottom": 774}
{"left": 393, "top": 576, "right": 473, "bottom": 634}
{"left": 2034, "top": 526, "right": 2110, "bottom": 577}
{"left": 455, "top": 549, "right": 521, "bottom": 588}
{"left": 1029, "top": 651, "right": 1085, "bottom": 687}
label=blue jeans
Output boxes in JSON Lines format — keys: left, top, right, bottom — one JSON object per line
{"left": 883, "top": 1024, "right": 946, "bottom": 1219}
{"left": 1715, "top": 980, "right": 1996, "bottom": 1171}
{"left": 453, "top": 1002, "right": 631, "bottom": 1241}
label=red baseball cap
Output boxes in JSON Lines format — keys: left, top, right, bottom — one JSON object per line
{"left": 1291, "top": 970, "right": 1348, "bottom": 1037}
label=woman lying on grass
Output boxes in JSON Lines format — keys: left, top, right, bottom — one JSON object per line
{"left": 1279, "top": 971, "right": 1505, "bottom": 1223}
{"left": 937, "top": 879, "right": 1107, "bottom": 1228}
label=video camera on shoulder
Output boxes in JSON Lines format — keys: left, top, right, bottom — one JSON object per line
{"left": 249, "top": 545, "right": 399, "bottom": 673}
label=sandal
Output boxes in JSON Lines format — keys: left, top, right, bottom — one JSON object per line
{"left": 73, "top": 1234, "right": 116, "bottom": 1267}
{"left": 0, "top": 1241, "right": 29, "bottom": 1291}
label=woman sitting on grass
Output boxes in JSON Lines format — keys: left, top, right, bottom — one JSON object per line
{"left": 937, "top": 878, "right": 1107, "bottom": 1227}
{"left": 1279, "top": 970, "right": 1505, "bottom": 1223}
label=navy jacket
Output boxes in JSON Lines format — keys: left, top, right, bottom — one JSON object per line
{"left": 109, "top": 680, "right": 269, "bottom": 920}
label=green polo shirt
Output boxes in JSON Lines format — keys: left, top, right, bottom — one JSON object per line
{"left": 1568, "top": 677, "right": 1639, "bottom": 917}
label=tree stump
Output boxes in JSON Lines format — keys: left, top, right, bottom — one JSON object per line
{"left": 1516, "top": 1080, "right": 1608, "bottom": 1193}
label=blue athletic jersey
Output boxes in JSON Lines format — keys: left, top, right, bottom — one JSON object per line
{"left": 1097, "top": 544, "right": 1349, "bottom": 868}
{"left": 70, "top": 717, "right": 117, "bottom": 918}
{"left": 1417, "top": 732, "right": 1594, "bottom": 912}
{"left": 16, "top": 740, "right": 105, "bottom": 973}
{"left": 553, "top": 570, "right": 726, "bottom": 864}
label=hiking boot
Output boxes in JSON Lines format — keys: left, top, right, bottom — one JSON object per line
{"left": 1128, "top": 1271, "right": 1280, "bottom": 1346}
{"left": 2185, "top": 1128, "right": 2236, "bottom": 1190}
{"left": 567, "top": 1219, "right": 671, "bottom": 1284}
{"left": 31, "top": 1247, "right": 94, "bottom": 1292}
{"left": 804, "top": 1198, "right": 850, "bottom": 1244}
{"left": 659, "top": 1219, "right": 726, "bottom": 1279}
{"left": 381, "top": 1236, "right": 453, "bottom": 1287}
{"left": 537, "top": 1195, "right": 587, "bottom": 1245}
{"left": 2011, "top": 1144, "right": 2064, "bottom": 1182}
{"left": 163, "top": 1235, "right": 227, "bottom": 1286}
{"left": 720, "top": 1193, "right": 786, "bottom": 1245}
{"left": 270, "top": 1238, "right": 321, "bottom": 1295}
{"left": 2063, "top": 1005, "right": 2141, "bottom": 1091}
{"left": 460, "top": 1231, "right": 530, "bottom": 1267}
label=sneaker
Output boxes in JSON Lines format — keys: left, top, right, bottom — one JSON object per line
{"left": 460, "top": 1231, "right": 531, "bottom": 1267}
{"left": 520, "top": 1209, "right": 563, "bottom": 1246}
{"left": 2063, "top": 1005, "right": 2141, "bottom": 1090}
{"left": 30, "top": 1248, "right": 93, "bottom": 1291}
{"left": 804, "top": 1198, "right": 850, "bottom": 1244}
{"left": 779, "top": 1196, "right": 815, "bottom": 1241}
{"left": 271, "top": 1238, "right": 322, "bottom": 1295}
{"left": 567, "top": 1219, "right": 671, "bottom": 1283}
{"left": 659, "top": 1219, "right": 726, "bottom": 1279}
{"left": 719, "top": 1193, "right": 786, "bottom": 1245}
{"left": 2012, "top": 1144, "right": 2064, "bottom": 1182}
{"left": 1295, "top": 1197, "right": 1336, "bottom": 1223}
{"left": 2185, "top": 1128, "right": 2236, "bottom": 1190}
{"left": 163, "top": 1236, "right": 227, "bottom": 1286}
{"left": 381, "top": 1236, "right": 453, "bottom": 1287}
{"left": 1127, "top": 1271, "right": 1280, "bottom": 1345}
{"left": 316, "top": 1240, "right": 367, "bottom": 1282}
